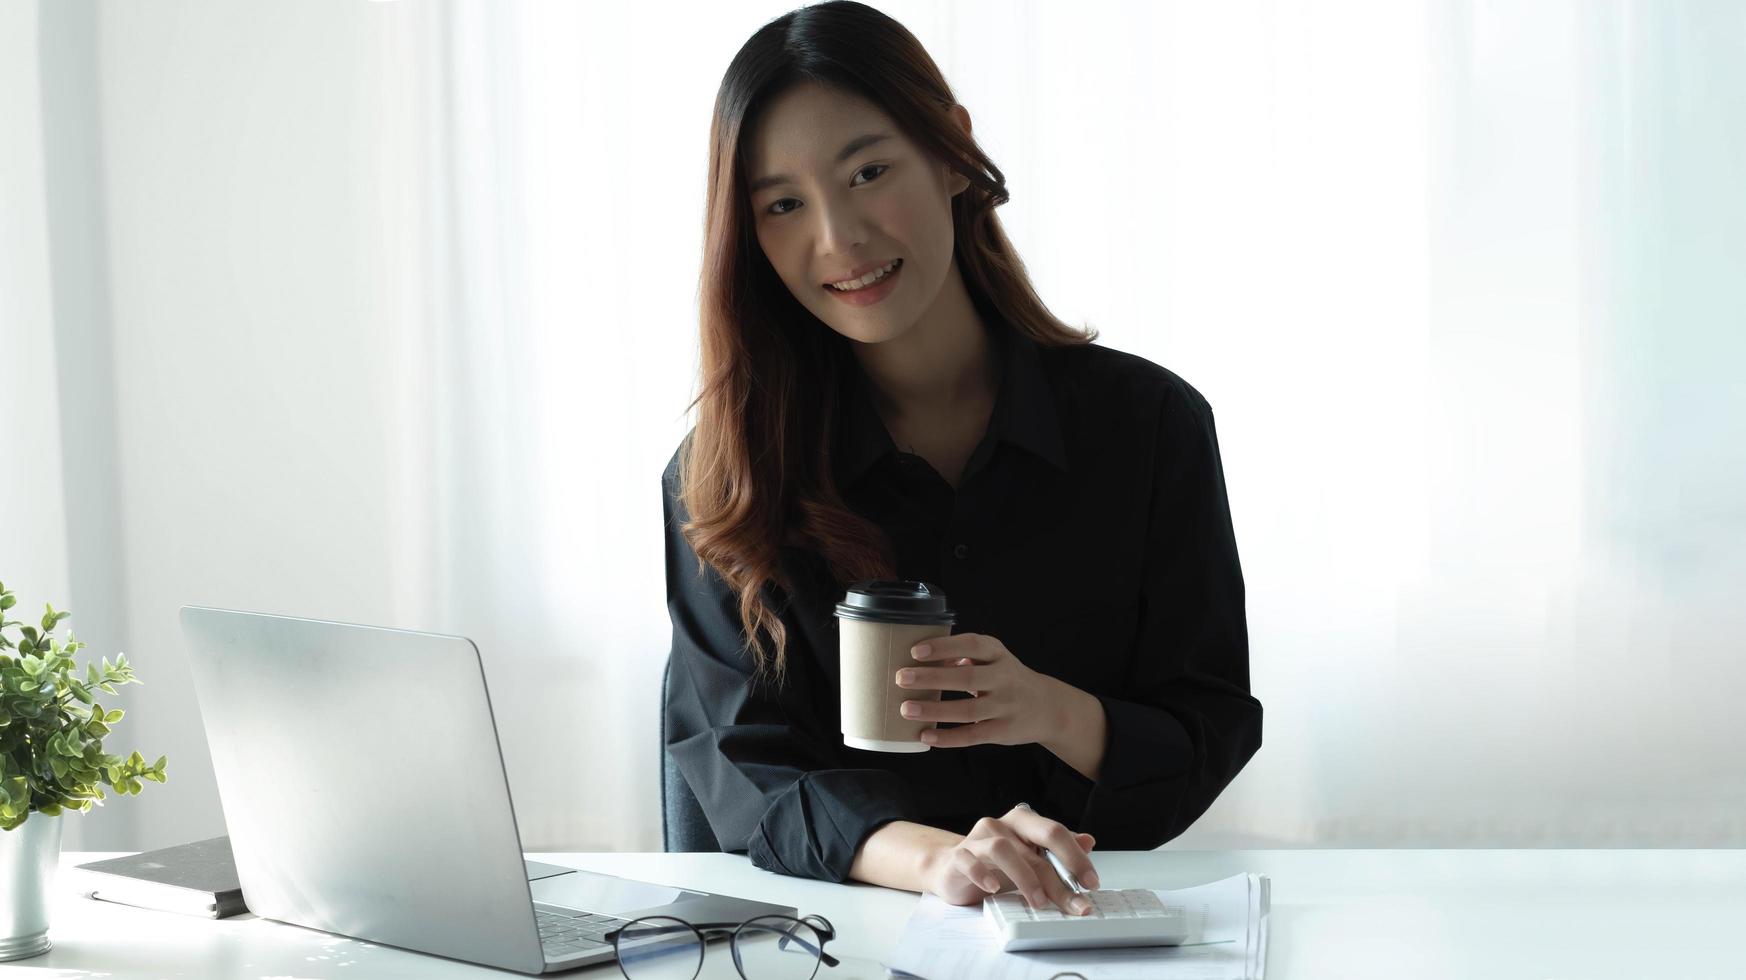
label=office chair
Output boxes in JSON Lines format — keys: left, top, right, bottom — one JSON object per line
{"left": 660, "top": 656, "right": 722, "bottom": 852}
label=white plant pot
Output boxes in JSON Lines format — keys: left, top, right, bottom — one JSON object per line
{"left": 0, "top": 813, "right": 63, "bottom": 961}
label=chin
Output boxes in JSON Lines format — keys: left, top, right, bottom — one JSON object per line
{"left": 826, "top": 318, "right": 913, "bottom": 347}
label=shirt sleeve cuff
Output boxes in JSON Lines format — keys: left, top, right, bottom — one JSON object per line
{"left": 746, "top": 769, "right": 921, "bottom": 883}
{"left": 1040, "top": 694, "right": 1195, "bottom": 835}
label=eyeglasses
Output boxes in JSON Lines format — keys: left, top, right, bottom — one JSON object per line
{"left": 604, "top": 913, "right": 839, "bottom": 980}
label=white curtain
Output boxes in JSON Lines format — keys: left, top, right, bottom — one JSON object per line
{"left": 438, "top": 0, "right": 1746, "bottom": 848}
{"left": 7, "top": 0, "right": 1742, "bottom": 854}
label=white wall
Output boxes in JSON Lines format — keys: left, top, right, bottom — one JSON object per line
{"left": 1, "top": 2, "right": 76, "bottom": 745}
{"left": 78, "top": 0, "right": 440, "bottom": 849}
{"left": 13, "top": 0, "right": 1746, "bottom": 855}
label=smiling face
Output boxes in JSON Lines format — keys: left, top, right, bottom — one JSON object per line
{"left": 744, "top": 82, "right": 971, "bottom": 346}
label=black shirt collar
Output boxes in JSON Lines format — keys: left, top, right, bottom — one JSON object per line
{"left": 832, "top": 322, "right": 1068, "bottom": 488}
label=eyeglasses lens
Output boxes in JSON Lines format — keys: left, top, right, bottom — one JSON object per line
{"left": 731, "top": 915, "right": 826, "bottom": 980}
{"left": 614, "top": 916, "right": 703, "bottom": 980}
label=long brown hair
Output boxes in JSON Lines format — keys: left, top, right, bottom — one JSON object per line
{"left": 680, "top": 0, "right": 1098, "bottom": 679}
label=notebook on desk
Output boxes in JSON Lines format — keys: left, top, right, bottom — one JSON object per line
{"left": 73, "top": 835, "right": 247, "bottom": 919}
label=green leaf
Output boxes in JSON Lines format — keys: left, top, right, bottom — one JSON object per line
{"left": 0, "top": 594, "right": 13, "bottom": 609}
{"left": 0, "top": 602, "right": 162, "bottom": 811}
{"left": 39, "top": 604, "right": 69, "bottom": 628}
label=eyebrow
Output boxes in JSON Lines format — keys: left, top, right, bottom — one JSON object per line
{"left": 749, "top": 133, "right": 893, "bottom": 194}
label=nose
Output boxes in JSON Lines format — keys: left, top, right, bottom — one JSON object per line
{"left": 814, "top": 196, "right": 871, "bottom": 262}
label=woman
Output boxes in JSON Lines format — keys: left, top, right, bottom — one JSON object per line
{"left": 662, "top": 0, "right": 1261, "bottom": 916}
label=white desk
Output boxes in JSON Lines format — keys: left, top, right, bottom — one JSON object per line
{"left": 21, "top": 849, "right": 1745, "bottom": 979}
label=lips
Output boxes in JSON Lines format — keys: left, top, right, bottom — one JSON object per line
{"left": 823, "top": 257, "right": 903, "bottom": 306}
{"left": 823, "top": 258, "right": 901, "bottom": 289}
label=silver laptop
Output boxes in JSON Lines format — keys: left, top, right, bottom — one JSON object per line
{"left": 179, "top": 605, "right": 791, "bottom": 974}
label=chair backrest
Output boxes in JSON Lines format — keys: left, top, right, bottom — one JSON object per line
{"left": 660, "top": 657, "right": 722, "bottom": 853}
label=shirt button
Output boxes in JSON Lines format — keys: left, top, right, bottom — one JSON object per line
{"left": 953, "top": 543, "right": 969, "bottom": 560}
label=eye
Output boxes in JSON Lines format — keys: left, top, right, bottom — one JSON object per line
{"left": 852, "top": 163, "right": 891, "bottom": 185}
{"left": 764, "top": 164, "right": 891, "bottom": 217}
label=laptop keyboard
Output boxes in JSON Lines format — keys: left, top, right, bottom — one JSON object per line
{"left": 537, "top": 907, "right": 629, "bottom": 959}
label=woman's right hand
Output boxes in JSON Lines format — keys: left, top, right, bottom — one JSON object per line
{"left": 924, "top": 805, "right": 1101, "bottom": 914}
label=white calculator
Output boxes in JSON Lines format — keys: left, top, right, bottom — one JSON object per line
{"left": 982, "top": 889, "right": 1194, "bottom": 951}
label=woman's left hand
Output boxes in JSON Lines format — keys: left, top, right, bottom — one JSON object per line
{"left": 896, "top": 633, "right": 1067, "bottom": 748}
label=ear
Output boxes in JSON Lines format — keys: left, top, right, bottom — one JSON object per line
{"left": 948, "top": 102, "right": 973, "bottom": 139}
{"left": 944, "top": 103, "right": 974, "bottom": 197}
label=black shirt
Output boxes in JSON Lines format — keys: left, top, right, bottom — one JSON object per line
{"left": 661, "top": 322, "right": 1261, "bottom": 882}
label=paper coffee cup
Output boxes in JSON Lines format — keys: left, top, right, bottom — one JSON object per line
{"left": 835, "top": 580, "right": 956, "bottom": 753}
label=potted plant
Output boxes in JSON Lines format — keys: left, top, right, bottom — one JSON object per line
{"left": 0, "top": 580, "right": 167, "bottom": 961}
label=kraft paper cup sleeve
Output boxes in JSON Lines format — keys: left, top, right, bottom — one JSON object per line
{"left": 839, "top": 619, "right": 951, "bottom": 753}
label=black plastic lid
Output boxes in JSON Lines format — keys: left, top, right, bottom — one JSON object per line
{"left": 834, "top": 580, "right": 956, "bottom": 625}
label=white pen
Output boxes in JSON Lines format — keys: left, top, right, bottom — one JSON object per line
{"left": 1013, "top": 802, "right": 1093, "bottom": 901}
{"left": 1041, "top": 845, "right": 1088, "bottom": 896}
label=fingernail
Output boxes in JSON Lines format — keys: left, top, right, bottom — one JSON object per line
{"left": 900, "top": 701, "right": 917, "bottom": 718}
{"left": 896, "top": 669, "right": 914, "bottom": 686}
{"left": 1071, "top": 897, "right": 1091, "bottom": 915}
{"left": 912, "top": 643, "right": 931, "bottom": 659}
{"left": 920, "top": 730, "right": 937, "bottom": 743}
